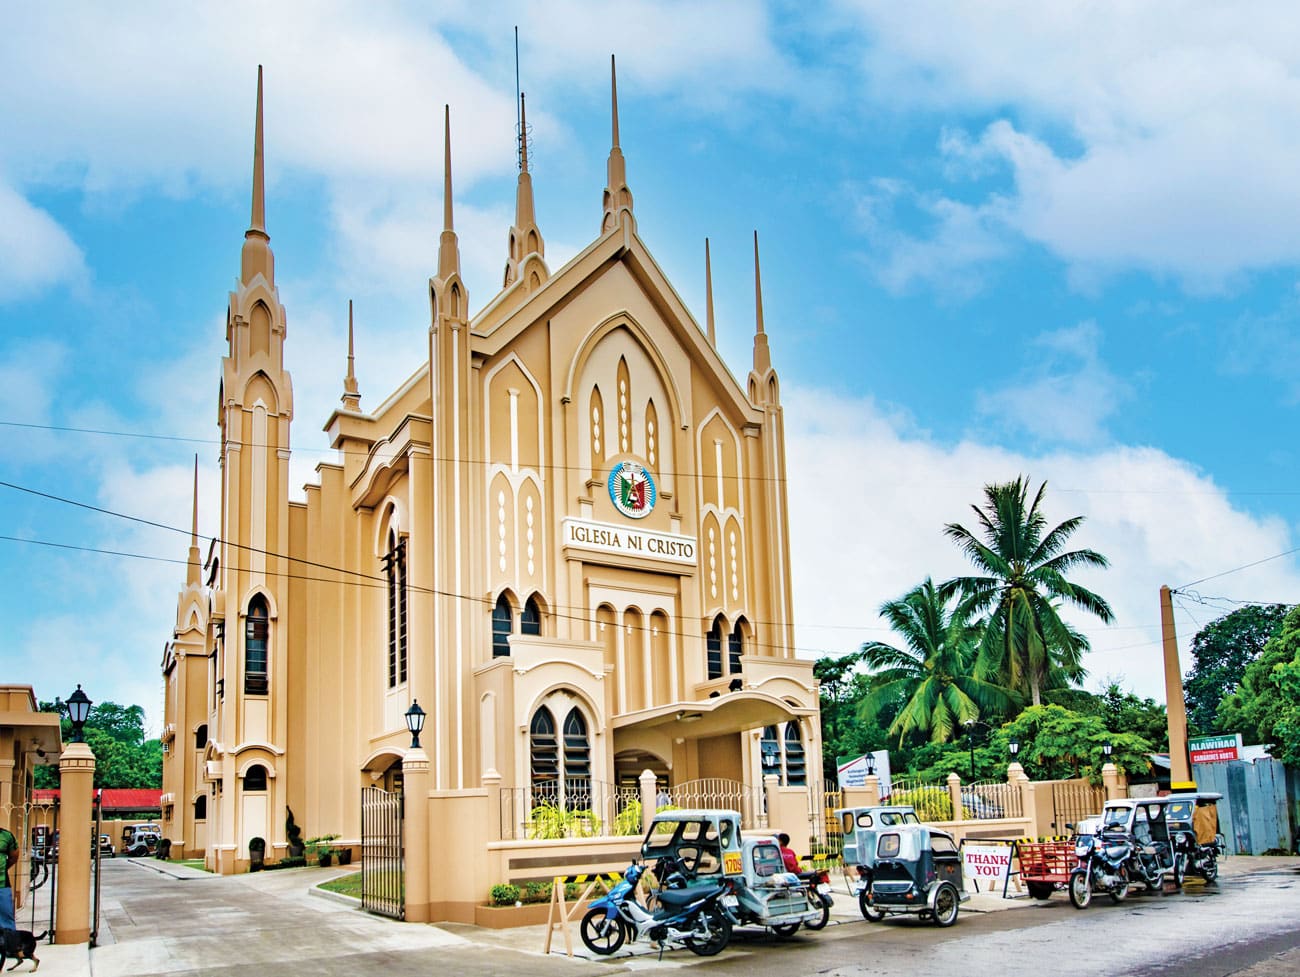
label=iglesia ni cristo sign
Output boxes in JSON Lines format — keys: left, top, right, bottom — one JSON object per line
{"left": 562, "top": 517, "right": 697, "bottom": 566}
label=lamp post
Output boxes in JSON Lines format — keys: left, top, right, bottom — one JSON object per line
{"left": 1102, "top": 741, "right": 1113, "bottom": 759}
{"left": 66, "top": 685, "right": 92, "bottom": 743}
{"left": 964, "top": 720, "right": 990, "bottom": 780}
{"left": 1008, "top": 737, "right": 1020, "bottom": 759}
{"left": 404, "top": 700, "right": 426, "bottom": 750}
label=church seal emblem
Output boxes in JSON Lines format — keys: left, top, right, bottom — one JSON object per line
{"left": 608, "top": 461, "right": 656, "bottom": 519}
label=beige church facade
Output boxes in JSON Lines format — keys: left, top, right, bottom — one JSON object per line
{"left": 160, "top": 63, "right": 821, "bottom": 910}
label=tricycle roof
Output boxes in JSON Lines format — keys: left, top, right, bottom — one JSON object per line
{"left": 873, "top": 823, "right": 957, "bottom": 859}
{"left": 1165, "top": 791, "right": 1222, "bottom": 803}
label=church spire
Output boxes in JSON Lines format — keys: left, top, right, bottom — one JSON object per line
{"left": 504, "top": 92, "right": 545, "bottom": 289}
{"left": 438, "top": 104, "right": 461, "bottom": 281}
{"left": 341, "top": 300, "right": 361, "bottom": 411}
{"left": 187, "top": 454, "right": 201, "bottom": 587}
{"left": 751, "top": 230, "right": 771, "bottom": 374}
{"left": 705, "top": 237, "right": 716, "bottom": 347}
{"left": 240, "top": 65, "right": 275, "bottom": 286}
{"left": 600, "top": 55, "right": 634, "bottom": 233}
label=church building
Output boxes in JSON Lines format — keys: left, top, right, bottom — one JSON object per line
{"left": 160, "top": 61, "right": 821, "bottom": 910}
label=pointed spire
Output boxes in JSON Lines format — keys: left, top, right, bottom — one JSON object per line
{"left": 705, "top": 238, "right": 716, "bottom": 347}
{"left": 751, "top": 230, "right": 771, "bottom": 374}
{"left": 504, "top": 93, "right": 545, "bottom": 289}
{"left": 187, "top": 455, "right": 201, "bottom": 587}
{"left": 437, "top": 104, "right": 462, "bottom": 281}
{"left": 601, "top": 55, "right": 634, "bottom": 233}
{"left": 342, "top": 300, "right": 361, "bottom": 411}
{"left": 240, "top": 65, "right": 275, "bottom": 286}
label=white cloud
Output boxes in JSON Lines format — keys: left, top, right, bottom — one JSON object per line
{"left": 976, "top": 321, "right": 1132, "bottom": 445}
{"left": 844, "top": 2, "right": 1300, "bottom": 286}
{"left": 0, "top": 182, "right": 86, "bottom": 302}
{"left": 784, "top": 384, "right": 1300, "bottom": 702}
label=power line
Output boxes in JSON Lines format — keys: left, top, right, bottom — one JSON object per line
{"left": 1175, "top": 545, "right": 1300, "bottom": 590}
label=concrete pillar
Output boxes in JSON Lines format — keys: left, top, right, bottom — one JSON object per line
{"left": 1102, "top": 762, "right": 1125, "bottom": 801}
{"left": 402, "top": 747, "right": 432, "bottom": 923}
{"left": 864, "top": 775, "right": 880, "bottom": 807}
{"left": 946, "top": 772, "right": 964, "bottom": 823}
{"left": 55, "top": 743, "right": 95, "bottom": 945}
{"left": 764, "top": 774, "right": 812, "bottom": 857}
{"left": 639, "top": 768, "right": 657, "bottom": 834}
{"left": 1008, "top": 762, "right": 1038, "bottom": 837}
{"left": 481, "top": 769, "right": 502, "bottom": 842}
{"left": 1160, "top": 585, "right": 1195, "bottom": 790}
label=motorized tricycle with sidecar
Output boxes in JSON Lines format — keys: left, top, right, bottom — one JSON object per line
{"left": 835, "top": 804, "right": 922, "bottom": 919}
{"left": 1165, "top": 791, "right": 1226, "bottom": 884}
{"left": 851, "top": 823, "right": 967, "bottom": 926}
{"left": 639, "top": 809, "right": 823, "bottom": 938}
{"left": 1070, "top": 797, "right": 1178, "bottom": 908}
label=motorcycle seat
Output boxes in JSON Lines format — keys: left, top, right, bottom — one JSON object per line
{"left": 656, "top": 884, "right": 725, "bottom": 908}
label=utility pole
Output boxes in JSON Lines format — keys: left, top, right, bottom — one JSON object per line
{"left": 1160, "top": 585, "right": 1195, "bottom": 789}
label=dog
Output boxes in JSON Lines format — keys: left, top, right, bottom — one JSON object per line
{"left": 0, "top": 928, "right": 46, "bottom": 972}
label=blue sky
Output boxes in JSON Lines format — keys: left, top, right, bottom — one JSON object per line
{"left": 3, "top": 2, "right": 1299, "bottom": 730}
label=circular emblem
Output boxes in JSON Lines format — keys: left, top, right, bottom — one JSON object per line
{"left": 608, "top": 461, "right": 656, "bottom": 519}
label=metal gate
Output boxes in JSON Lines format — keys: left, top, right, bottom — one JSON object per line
{"left": 1049, "top": 780, "right": 1106, "bottom": 834}
{"left": 1194, "top": 759, "right": 1295, "bottom": 855}
{"left": 360, "top": 786, "right": 403, "bottom": 919}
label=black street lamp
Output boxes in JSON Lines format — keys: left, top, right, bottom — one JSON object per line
{"left": 1008, "top": 736, "right": 1020, "bottom": 758}
{"left": 964, "top": 720, "right": 990, "bottom": 780}
{"left": 404, "top": 699, "right": 426, "bottom": 750}
{"left": 866, "top": 754, "right": 876, "bottom": 778}
{"left": 1102, "top": 741, "right": 1113, "bottom": 760}
{"left": 66, "top": 685, "right": 92, "bottom": 744}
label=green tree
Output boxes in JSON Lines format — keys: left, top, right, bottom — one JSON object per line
{"left": 1002, "top": 705, "right": 1152, "bottom": 783}
{"left": 814, "top": 651, "right": 894, "bottom": 782}
{"left": 1216, "top": 606, "right": 1300, "bottom": 762}
{"left": 943, "top": 477, "right": 1114, "bottom": 706}
{"left": 859, "top": 578, "right": 1013, "bottom": 745}
{"left": 32, "top": 700, "right": 163, "bottom": 790}
{"left": 1184, "top": 604, "right": 1289, "bottom": 734}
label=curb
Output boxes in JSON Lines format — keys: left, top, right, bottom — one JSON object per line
{"left": 310, "top": 885, "right": 364, "bottom": 909}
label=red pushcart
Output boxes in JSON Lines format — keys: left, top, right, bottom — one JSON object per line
{"left": 1013, "top": 841, "right": 1077, "bottom": 900}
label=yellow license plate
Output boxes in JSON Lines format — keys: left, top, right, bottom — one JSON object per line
{"left": 724, "top": 851, "right": 742, "bottom": 875}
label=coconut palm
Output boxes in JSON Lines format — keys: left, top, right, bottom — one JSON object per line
{"left": 943, "top": 477, "right": 1113, "bottom": 706}
{"left": 859, "top": 578, "right": 1014, "bottom": 745}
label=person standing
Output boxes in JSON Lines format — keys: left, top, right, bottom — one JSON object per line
{"left": 0, "top": 823, "right": 17, "bottom": 930}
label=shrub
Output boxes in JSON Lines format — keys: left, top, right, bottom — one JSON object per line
{"left": 489, "top": 883, "right": 521, "bottom": 906}
{"left": 890, "top": 787, "right": 953, "bottom": 822}
{"left": 527, "top": 804, "right": 602, "bottom": 839}
{"left": 521, "top": 880, "right": 552, "bottom": 904}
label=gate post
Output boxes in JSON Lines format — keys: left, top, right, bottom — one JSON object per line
{"left": 402, "top": 748, "right": 431, "bottom": 923}
{"left": 1102, "top": 763, "right": 1124, "bottom": 801}
{"left": 947, "top": 773, "right": 964, "bottom": 822}
{"left": 55, "top": 742, "right": 95, "bottom": 945}
{"left": 639, "top": 769, "right": 657, "bottom": 834}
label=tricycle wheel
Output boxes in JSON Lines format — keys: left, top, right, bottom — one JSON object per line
{"left": 579, "top": 908, "right": 626, "bottom": 956}
{"left": 771, "top": 922, "right": 801, "bottom": 939}
{"left": 1026, "top": 882, "right": 1054, "bottom": 900}
{"left": 931, "top": 883, "right": 959, "bottom": 927}
{"left": 1069, "top": 872, "right": 1092, "bottom": 910}
{"left": 1202, "top": 858, "right": 1219, "bottom": 884}
{"left": 1172, "top": 854, "right": 1186, "bottom": 888}
{"left": 685, "top": 905, "right": 731, "bottom": 957}
{"left": 1143, "top": 872, "right": 1163, "bottom": 893}
{"left": 805, "top": 893, "right": 831, "bottom": 930}
{"left": 858, "top": 888, "right": 885, "bottom": 922}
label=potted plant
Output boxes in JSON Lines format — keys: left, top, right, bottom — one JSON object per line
{"left": 285, "top": 807, "right": 305, "bottom": 858}
{"left": 249, "top": 836, "right": 266, "bottom": 871}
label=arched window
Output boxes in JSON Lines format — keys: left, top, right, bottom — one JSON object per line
{"left": 529, "top": 708, "right": 558, "bottom": 788}
{"left": 729, "top": 617, "right": 746, "bottom": 674}
{"left": 195, "top": 724, "right": 208, "bottom": 750}
{"left": 194, "top": 795, "right": 208, "bottom": 820}
{"left": 521, "top": 595, "right": 542, "bottom": 636}
{"left": 706, "top": 616, "right": 724, "bottom": 680}
{"left": 760, "top": 725, "right": 781, "bottom": 778}
{"left": 383, "top": 531, "right": 408, "bottom": 687}
{"left": 492, "top": 594, "right": 514, "bottom": 657}
{"left": 563, "top": 708, "right": 591, "bottom": 808}
{"left": 244, "top": 596, "right": 269, "bottom": 695}
{"left": 243, "top": 764, "right": 268, "bottom": 792}
{"left": 784, "top": 723, "right": 806, "bottom": 786}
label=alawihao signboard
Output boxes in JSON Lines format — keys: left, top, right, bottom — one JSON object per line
{"left": 1189, "top": 733, "right": 1242, "bottom": 764}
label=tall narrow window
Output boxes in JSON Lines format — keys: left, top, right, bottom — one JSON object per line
{"left": 383, "top": 532, "right": 408, "bottom": 687}
{"left": 194, "top": 795, "right": 208, "bottom": 820}
{"left": 244, "top": 596, "right": 269, "bottom": 695}
{"left": 784, "top": 723, "right": 807, "bottom": 786}
{"left": 195, "top": 724, "right": 208, "bottom": 750}
{"left": 243, "top": 764, "right": 268, "bottom": 792}
{"left": 706, "top": 617, "right": 724, "bottom": 680}
{"left": 492, "top": 594, "right": 514, "bottom": 657}
{"left": 760, "top": 725, "right": 781, "bottom": 779}
{"left": 521, "top": 595, "right": 542, "bottom": 636}
{"left": 530, "top": 708, "right": 558, "bottom": 799}
{"left": 728, "top": 618, "right": 746, "bottom": 674}
{"left": 563, "top": 708, "right": 591, "bottom": 810}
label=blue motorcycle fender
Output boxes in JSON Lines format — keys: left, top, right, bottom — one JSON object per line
{"left": 588, "top": 894, "right": 618, "bottom": 918}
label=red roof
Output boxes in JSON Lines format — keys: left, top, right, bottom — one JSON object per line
{"left": 31, "top": 789, "right": 162, "bottom": 812}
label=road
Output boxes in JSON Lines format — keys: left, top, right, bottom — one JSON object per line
{"left": 82, "top": 857, "right": 1300, "bottom": 977}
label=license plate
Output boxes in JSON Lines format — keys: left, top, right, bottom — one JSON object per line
{"left": 722, "top": 894, "right": 739, "bottom": 908}
{"left": 817, "top": 883, "right": 832, "bottom": 895}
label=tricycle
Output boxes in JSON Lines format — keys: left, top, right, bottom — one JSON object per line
{"left": 851, "top": 822, "right": 967, "bottom": 926}
{"left": 1165, "top": 791, "right": 1226, "bottom": 884}
{"left": 835, "top": 804, "right": 922, "bottom": 919}
{"left": 640, "top": 809, "right": 823, "bottom": 938}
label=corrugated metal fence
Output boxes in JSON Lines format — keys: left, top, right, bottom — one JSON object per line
{"left": 1193, "top": 759, "right": 1297, "bottom": 855}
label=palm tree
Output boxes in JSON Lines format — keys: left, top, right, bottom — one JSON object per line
{"left": 943, "top": 477, "right": 1113, "bottom": 706}
{"left": 859, "top": 578, "right": 1014, "bottom": 745}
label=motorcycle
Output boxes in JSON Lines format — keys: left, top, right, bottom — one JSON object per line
{"left": 1167, "top": 792, "right": 1225, "bottom": 885}
{"left": 1069, "top": 832, "right": 1131, "bottom": 909}
{"left": 796, "top": 866, "right": 834, "bottom": 930}
{"left": 580, "top": 861, "right": 733, "bottom": 958}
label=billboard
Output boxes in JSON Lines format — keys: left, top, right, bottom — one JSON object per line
{"left": 1188, "top": 733, "right": 1242, "bottom": 764}
{"left": 836, "top": 750, "right": 892, "bottom": 799}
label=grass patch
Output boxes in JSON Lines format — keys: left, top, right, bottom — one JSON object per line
{"left": 319, "top": 871, "right": 364, "bottom": 899}
{"left": 178, "top": 859, "right": 210, "bottom": 872}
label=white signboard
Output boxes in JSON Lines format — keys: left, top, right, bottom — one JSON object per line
{"left": 963, "top": 844, "right": 1013, "bottom": 892}
{"left": 836, "top": 750, "right": 892, "bottom": 799}
{"left": 561, "top": 517, "right": 697, "bottom": 565}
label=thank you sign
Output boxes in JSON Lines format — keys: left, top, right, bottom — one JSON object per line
{"left": 963, "top": 844, "right": 1014, "bottom": 892}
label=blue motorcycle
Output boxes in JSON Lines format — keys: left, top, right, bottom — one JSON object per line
{"left": 580, "top": 861, "right": 733, "bottom": 957}
{"left": 1069, "top": 832, "right": 1131, "bottom": 909}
